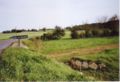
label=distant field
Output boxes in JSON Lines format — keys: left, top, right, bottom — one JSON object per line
{"left": 0, "top": 32, "right": 43, "bottom": 40}
{"left": 0, "top": 30, "right": 53, "bottom": 40}
{"left": 0, "top": 30, "right": 71, "bottom": 40}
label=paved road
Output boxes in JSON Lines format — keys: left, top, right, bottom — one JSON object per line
{"left": 0, "top": 39, "right": 17, "bottom": 54}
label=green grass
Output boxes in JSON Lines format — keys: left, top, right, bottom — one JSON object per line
{"left": 64, "top": 48, "right": 119, "bottom": 80}
{"left": 79, "top": 48, "right": 119, "bottom": 81}
{"left": 0, "top": 30, "right": 119, "bottom": 81}
{"left": 56, "top": 48, "right": 119, "bottom": 81}
{"left": 0, "top": 30, "right": 70, "bottom": 40}
{"left": 62, "top": 30, "right": 71, "bottom": 39}
{"left": 0, "top": 48, "right": 87, "bottom": 81}
{"left": 74, "top": 48, "right": 119, "bottom": 70}
{"left": 0, "top": 30, "right": 53, "bottom": 40}
{"left": 23, "top": 36, "right": 118, "bottom": 54}
{"left": 18, "top": 35, "right": 119, "bottom": 81}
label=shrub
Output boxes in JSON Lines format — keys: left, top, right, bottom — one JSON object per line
{"left": 78, "top": 30, "right": 86, "bottom": 38}
{"left": 102, "top": 29, "right": 112, "bottom": 37}
{"left": 111, "top": 30, "right": 119, "bottom": 36}
{"left": 41, "top": 33, "right": 51, "bottom": 40}
{"left": 71, "top": 30, "right": 79, "bottom": 39}
{"left": 85, "top": 30, "right": 94, "bottom": 37}
{"left": 92, "top": 29, "right": 104, "bottom": 37}
{"left": 42, "top": 27, "right": 46, "bottom": 32}
{"left": 53, "top": 26, "right": 65, "bottom": 37}
{"left": 71, "top": 30, "right": 86, "bottom": 39}
{"left": 41, "top": 26, "right": 65, "bottom": 40}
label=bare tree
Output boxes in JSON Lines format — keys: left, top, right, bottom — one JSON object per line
{"left": 108, "top": 15, "right": 119, "bottom": 22}
{"left": 97, "top": 16, "right": 108, "bottom": 23}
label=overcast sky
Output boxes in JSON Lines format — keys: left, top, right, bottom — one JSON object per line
{"left": 0, "top": 0, "right": 119, "bottom": 32}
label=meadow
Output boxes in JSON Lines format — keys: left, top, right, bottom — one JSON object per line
{"left": 23, "top": 36, "right": 118, "bottom": 54}
{"left": 0, "top": 30, "right": 53, "bottom": 40}
{"left": 0, "top": 30, "right": 119, "bottom": 81}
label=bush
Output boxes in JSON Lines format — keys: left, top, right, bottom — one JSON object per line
{"left": 92, "top": 29, "right": 104, "bottom": 37}
{"left": 41, "top": 33, "right": 51, "bottom": 40}
{"left": 85, "top": 30, "right": 94, "bottom": 37}
{"left": 85, "top": 29, "right": 113, "bottom": 37}
{"left": 78, "top": 30, "right": 86, "bottom": 38}
{"left": 71, "top": 30, "right": 86, "bottom": 39}
{"left": 102, "top": 29, "right": 112, "bottom": 37}
{"left": 41, "top": 33, "right": 60, "bottom": 40}
{"left": 41, "top": 26, "right": 65, "bottom": 40}
{"left": 111, "top": 30, "right": 119, "bottom": 36}
{"left": 53, "top": 26, "right": 65, "bottom": 37}
{"left": 71, "top": 30, "right": 79, "bottom": 39}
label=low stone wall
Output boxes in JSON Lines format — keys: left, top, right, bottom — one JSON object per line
{"left": 66, "top": 57, "right": 106, "bottom": 71}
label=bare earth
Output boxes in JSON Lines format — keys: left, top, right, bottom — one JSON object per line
{"left": 48, "top": 44, "right": 119, "bottom": 58}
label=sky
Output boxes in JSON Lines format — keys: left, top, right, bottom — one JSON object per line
{"left": 0, "top": 0, "right": 119, "bottom": 32}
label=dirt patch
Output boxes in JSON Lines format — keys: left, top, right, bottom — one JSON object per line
{"left": 48, "top": 44, "right": 118, "bottom": 58}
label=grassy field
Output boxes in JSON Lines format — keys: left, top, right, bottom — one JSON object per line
{"left": 0, "top": 30, "right": 53, "bottom": 40}
{"left": 0, "top": 30, "right": 119, "bottom": 81}
{"left": 23, "top": 36, "right": 118, "bottom": 54}
{"left": 0, "top": 30, "right": 71, "bottom": 40}
{"left": 22, "top": 35, "right": 119, "bottom": 81}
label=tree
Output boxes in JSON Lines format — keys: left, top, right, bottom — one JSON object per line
{"left": 53, "top": 26, "right": 65, "bottom": 37}
{"left": 31, "top": 29, "right": 38, "bottom": 32}
{"left": 42, "top": 27, "right": 46, "bottom": 32}
{"left": 97, "top": 16, "right": 108, "bottom": 23}
{"left": 71, "top": 30, "right": 79, "bottom": 39}
{"left": 108, "top": 15, "right": 119, "bottom": 22}
{"left": 85, "top": 30, "right": 94, "bottom": 37}
{"left": 2, "top": 30, "right": 11, "bottom": 33}
{"left": 66, "top": 26, "right": 72, "bottom": 31}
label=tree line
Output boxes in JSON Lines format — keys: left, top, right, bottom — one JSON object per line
{"left": 40, "top": 15, "right": 119, "bottom": 40}
{"left": 2, "top": 28, "right": 52, "bottom": 33}
{"left": 69, "top": 15, "right": 119, "bottom": 39}
{"left": 2, "top": 15, "right": 119, "bottom": 40}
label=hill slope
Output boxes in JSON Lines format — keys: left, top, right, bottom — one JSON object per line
{"left": 0, "top": 48, "right": 87, "bottom": 81}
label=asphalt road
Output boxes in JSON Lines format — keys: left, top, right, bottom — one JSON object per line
{"left": 0, "top": 39, "right": 17, "bottom": 54}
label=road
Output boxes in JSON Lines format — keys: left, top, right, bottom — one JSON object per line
{"left": 0, "top": 39, "right": 17, "bottom": 54}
